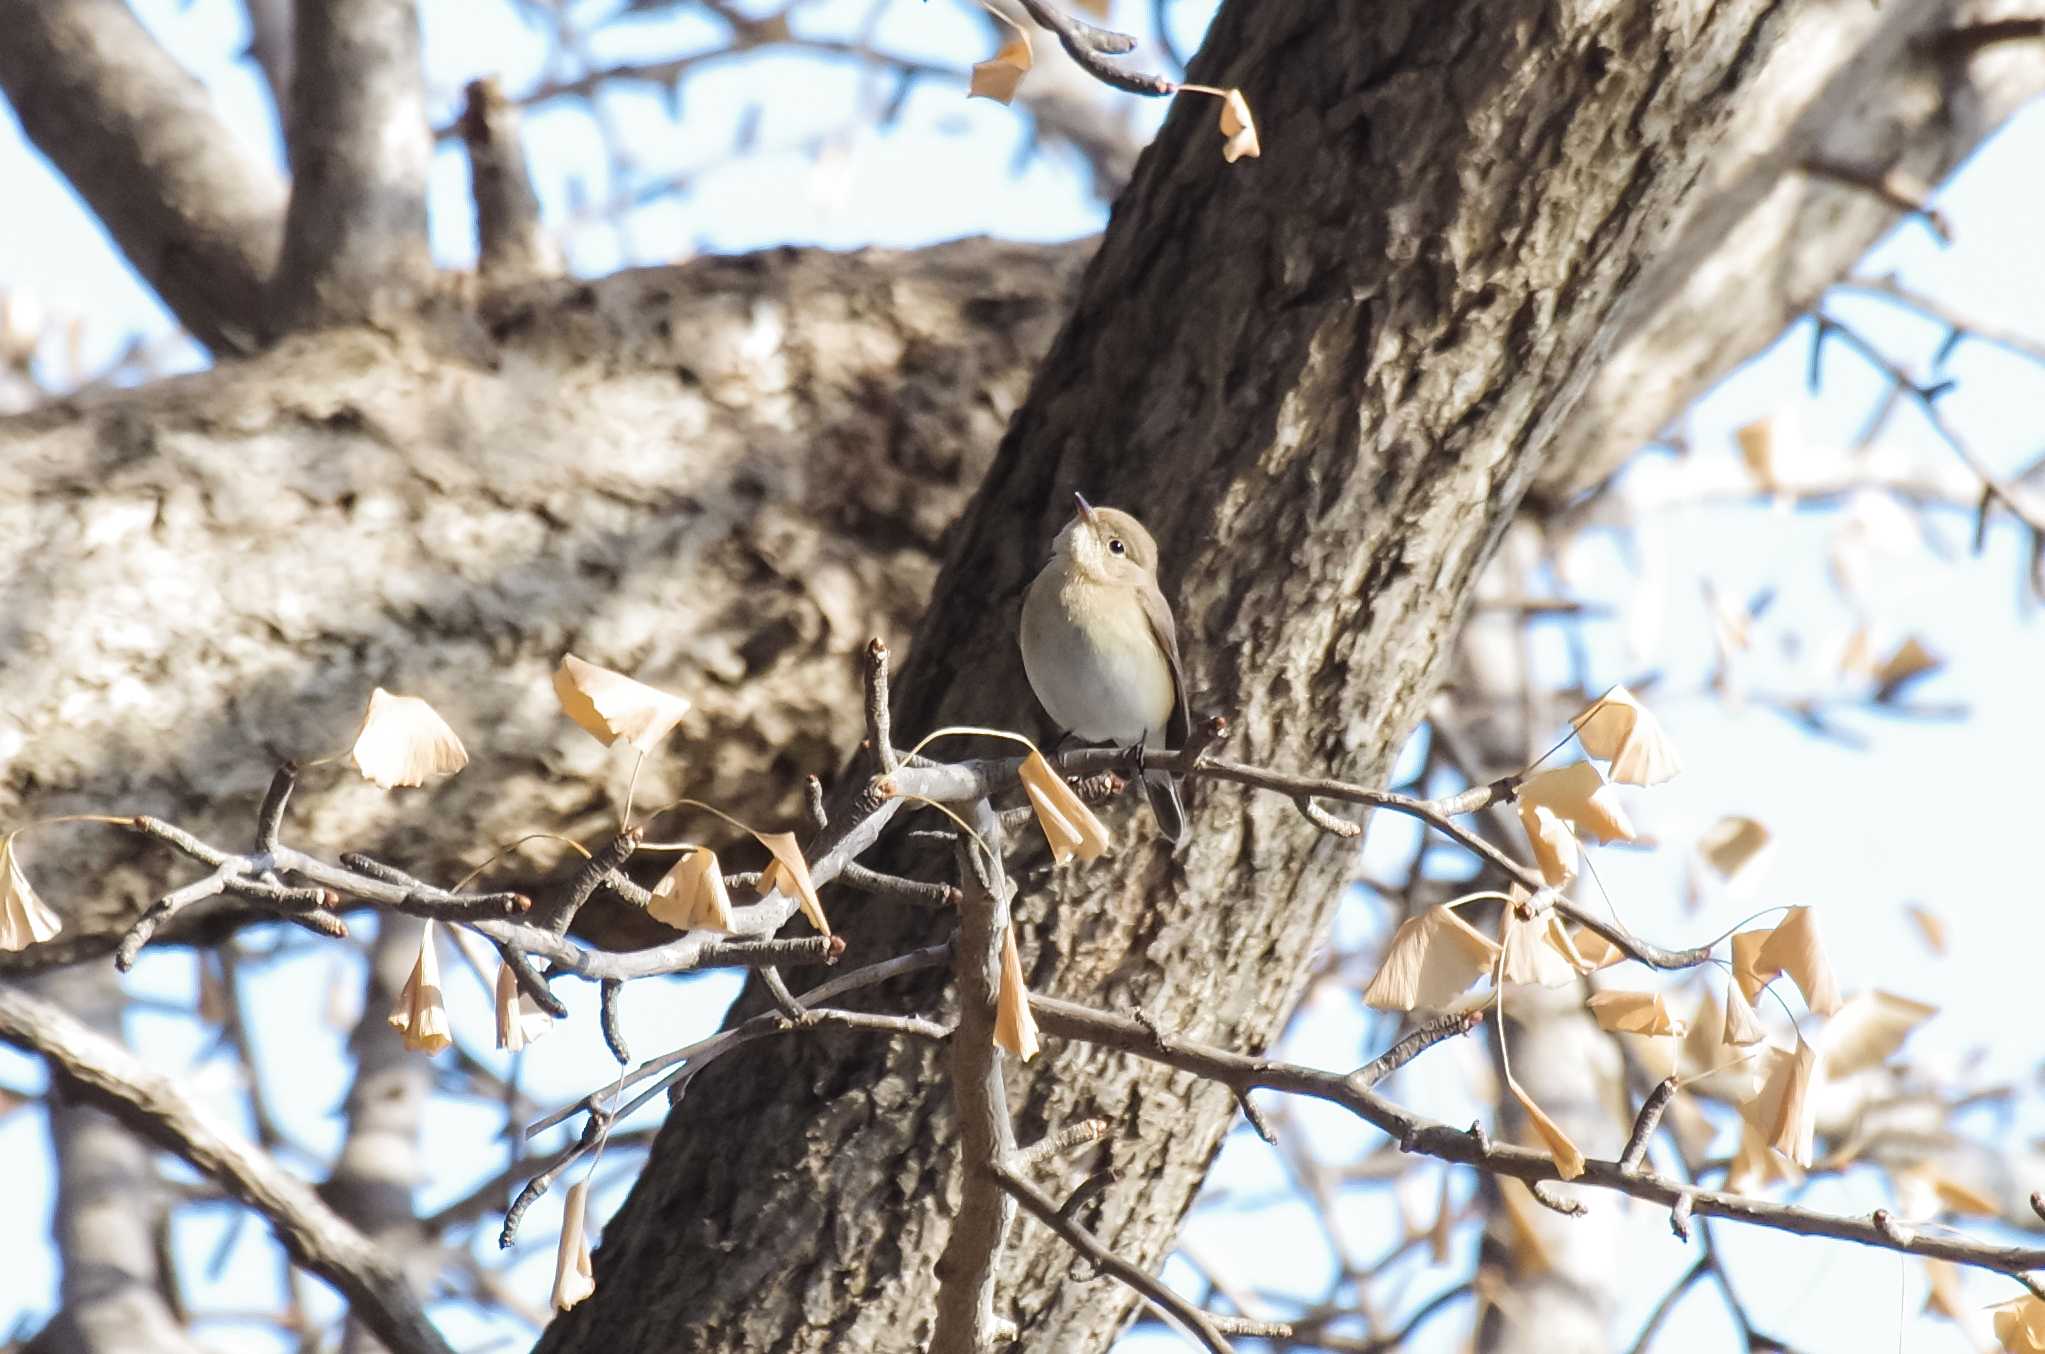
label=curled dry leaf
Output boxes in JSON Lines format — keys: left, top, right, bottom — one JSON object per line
{"left": 1739, "top": 1038, "right": 1817, "bottom": 1167}
{"left": 993, "top": 923, "right": 1040, "bottom": 1061}
{"left": 552, "top": 1179, "right": 597, "bottom": 1311}
{"left": 1905, "top": 902, "right": 1947, "bottom": 955}
{"left": 0, "top": 833, "right": 61, "bottom": 952}
{"left": 1501, "top": 907, "right": 1592, "bottom": 987}
{"left": 1892, "top": 1163, "right": 2000, "bottom": 1222}
{"left": 348, "top": 688, "right": 469, "bottom": 789}
{"left": 968, "top": 4, "right": 1033, "bottom": 105}
{"left": 1696, "top": 816, "right": 1770, "bottom": 882}
{"left": 1873, "top": 635, "right": 1942, "bottom": 701}
{"left": 495, "top": 960, "right": 554, "bottom": 1052}
{"left": 387, "top": 921, "right": 452, "bottom": 1055}
{"left": 1725, "top": 1122, "right": 1803, "bottom": 1194}
{"left": 1994, "top": 1295, "right": 2045, "bottom": 1353}
{"left": 1571, "top": 685, "right": 1682, "bottom": 786}
{"left": 1363, "top": 904, "right": 1500, "bottom": 1012}
{"left": 1567, "top": 925, "right": 1626, "bottom": 972}
{"left": 1678, "top": 991, "right": 1766, "bottom": 1102}
{"left": 1018, "top": 751, "right": 1112, "bottom": 863}
{"left": 1722, "top": 975, "right": 1767, "bottom": 1046}
{"left": 1508, "top": 1079, "right": 1585, "bottom": 1181}
{"left": 553, "top": 654, "right": 690, "bottom": 754}
{"left": 1586, "top": 989, "right": 1687, "bottom": 1038}
{"left": 1218, "top": 88, "right": 1260, "bottom": 162}
{"left": 755, "top": 831, "right": 829, "bottom": 937}
{"left": 1730, "top": 927, "right": 1775, "bottom": 1003}
{"left": 1516, "top": 762, "right": 1635, "bottom": 844}
{"left": 1757, "top": 906, "right": 1840, "bottom": 1016}
{"left": 647, "top": 848, "right": 735, "bottom": 933}
{"left": 1734, "top": 415, "right": 1783, "bottom": 491}
{"left": 1517, "top": 802, "right": 1578, "bottom": 888}
{"left": 1820, "top": 989, "right": 1935, "bottom": 1080}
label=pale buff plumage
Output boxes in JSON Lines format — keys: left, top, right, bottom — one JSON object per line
{"left": 1019, "top": 496, "right": 1189, "bottom": 844}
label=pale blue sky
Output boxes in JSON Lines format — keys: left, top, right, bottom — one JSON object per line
{"left": 3, "top": 5, "right": 2044, "bottom": 1352}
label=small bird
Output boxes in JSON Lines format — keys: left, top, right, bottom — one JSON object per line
{"left": 1019, "top": 494, "right": 1190, "bottom": 844}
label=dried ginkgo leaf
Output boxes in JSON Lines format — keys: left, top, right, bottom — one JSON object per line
{"left": 387, "top": 922, "right": 452, "bottom": 1055}
{"left": 1018, "top": 751, "right": 1112, "bottom": 863}
{"left": 1725, "top": 1121, "right": 1802, "bottom": 1193}
{"left": 1516, "top": 762, "right": 1636, "bottom": 844}
{"left": 347, "top": 688, "right": 468, "bottom": 789}
{"left": 1734, "top": 416, "right": 1782, "bottom": 490}
{"left": 1722, "top": 975, "right": 1767, "bottom": 1046}
{"left": 1501, "top": 908, "right": 1589, "bottom": 987}
{"left": 1586, "top": 989, "right": 1687, "bottom": 1038}
{"left": 1905, "top": 902, "right": 1947, "bottom": 955}
{"left": 1893, "top": 1163, "right": 1999, "bottom": 1221}
{"left": 1873, "top": 636, "right": 1942, "bottom": 701}
{"left": 994, "top": 923, "right": 1039, "bottom": 1061}
{"left": 968, "top": 4, "right": 1032, "bottom": 104}
{"left": 0, "top": 833, "right": 61, "bottom": 952}
{"left": 1757, "top": 906, "right": 1840, "bottom": 1016}
{"left": 1739, "top": 1038, "right": 1816, "bottom": 1167}
{"left": 755, "top": 831, "right": 829, "bottom": 937}
{"left": 1567, "top": 925, "right": 1626, "bottom": 972}
{"left": 495, "top": 960, "right": 554, "bottom": 1052}
{"left": 1696, "top": 816, "right": 1770, "bottom": 882}
{"left": 553, "top": 654, "right": 690, "bottom": 754}
{"left": 1509, "top": 1080, "right": 1585, "bottom": 1181}
{"left": 552, "top": 1179, "right": 597, "bottom": 1311}
{"left": 1517, "top": 802, "right": 1578, "bottom": 888}
{"left": 1820, "top": 989, "right": 1935, "bottom": 1080}
{"left": 1571, "top": 685, "right": 1682, "bottom": 786}
{"left": 1730, "top": 927, "right": 1775, "bottom": 1003}
{"left": 1993, "top": 1295, "right": 2045, "bottom": 1352}
{"left": 1218, "top": 88, "right": 1260, "bottom": 163}
{"left": 1363, "top": 905, "right": 1501, "bottom": 1012}
{"left": 647, "top": 848, "right": 735, "bottom": 933}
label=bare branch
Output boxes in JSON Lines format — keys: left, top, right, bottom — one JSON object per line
{"left": 459, "top": 77, "right": 557, "bottom": 284}
{"left": 0, "top": 982, "right": 454, "bottom": 1354}
{"left": 272, "top": 0, "right": 433, "bottom": 331}
{"left": 0, "top": 0, "right": 284, "bottom": 351}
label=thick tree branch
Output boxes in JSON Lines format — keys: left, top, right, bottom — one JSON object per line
{"left": 0, "top": 0, "right": 284, "bottom": 352}
{"left": 0, "top": 981, "right": 455, "bottom": 1354}
{"left": 272, "top": 0, "right": 433, "bottom": 331}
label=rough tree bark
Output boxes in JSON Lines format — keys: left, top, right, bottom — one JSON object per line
{"left": 536, "top": 3, "right": 1962, "bottom": 1352}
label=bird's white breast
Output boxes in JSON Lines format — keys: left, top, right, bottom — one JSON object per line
{"left": 1021, "top": 568, "right": 1175, "bottom": 746}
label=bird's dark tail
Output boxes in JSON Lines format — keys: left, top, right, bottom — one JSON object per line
{"left": 1143, "top": 771, "right": 1187, "bottom": 845}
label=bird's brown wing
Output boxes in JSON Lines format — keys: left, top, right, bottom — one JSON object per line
{"left": 1137, "top": 584, "right": 1192, "bottom": 748}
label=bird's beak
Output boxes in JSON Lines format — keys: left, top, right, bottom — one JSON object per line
{"left": 1073, "top": 491, "right": 1097, "bottom": 525}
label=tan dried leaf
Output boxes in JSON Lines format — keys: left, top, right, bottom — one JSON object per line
{"left": 1697, "top": 816, "right": 1770, "bottom": 882}
{"left": 1362, "top": 905, "right": 1500, "bottom": 1012}
{"left": 1509, "top": 1080, "right": 1585, "bottom": 1180}
{"left": 1517, "top": 762, "right": 1636, "bottom": 845}
{"left": 1586, "top": 989, "right": 1687, "bottom": 1038}
{"left": 1734, "top": 416, "right": 1781, "bottom": 490}
{"left": 1018, "top": 751, "right": 1112, "bottom": 863}
{"left": 1820, "top": 990, "right": 1936, "bottom": 1080}
{"left": 993, "top": 923, "right": 1040, "bottom": 1061}
{"left": 552, "top": 1179, "right": 597, "bottom": 1311}
{"left": 968, "top": 7, "right": 1033, "bottom": 106}
{"left": 1567, "top": 925, "right": 1626, "bottom": 972}
{"left": 1725, "top": 1121, "right": 1802, "bottom": 1194}
{"left": 1516, "top": 802, "right": 1578, "bottom": 888}
{"left": 552, "top": 654, "right": 690, "bottom": 753}
{"left": 1571, "top": 685, "right": 1682, "bottom": 786}
{"left": 1994, "top": 1295, "right": 2045, "bottom": 1352}
{"left": 1905, "top": 902, "right": 1947, "bottom": 955}
{"left": 1722, "top": 975, "right": 1767, "bottom": 1046}
{"left": 1218, "top": 88, "right": 1260, "bottom": 163}
{"left": 1894, "top": 1163, "right": 1999, "bottom": 1221}
{"left": 1873, "top": 635, "right": 1942, "bottom": 700}
{"left": 387, "top": 921, "right": 452, "bottom": 1055}
{"left": 348, "top": 688, "right": 469, "bottom": 789}
{"left": 1501, "top": 908, "right": 1590, "bottom": 987}
{"left": 0, "top": 833, "right": 62, "bottom": 952}
{"left": 494, "top": 960, "right": 554, "bottom": 1052}
{"left": 755, "top": 831, "right": 829, "bottom": 936}
{"left": 1739, "top": 1038, "right": 1816, "bottom": 1168}
{"left": 1758, "top": 906, "right": 1840, "bottom": 1016}
{"left": 1921, "top": 1258, "right": 1966, "bottom": 1325}
{"left": 647, "top": 848, "right": 736, "bottom": 933}
{"left": 1730, "top": 927, "right": 1775, "bottom": 1004}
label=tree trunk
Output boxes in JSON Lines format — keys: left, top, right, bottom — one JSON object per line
{"left": 537, "top": 3, "right": 1856, "bottom": 1351}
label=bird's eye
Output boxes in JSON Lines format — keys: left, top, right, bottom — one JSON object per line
{"left": 1108, "top": 538, "right": 1127, "bottom": 556}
